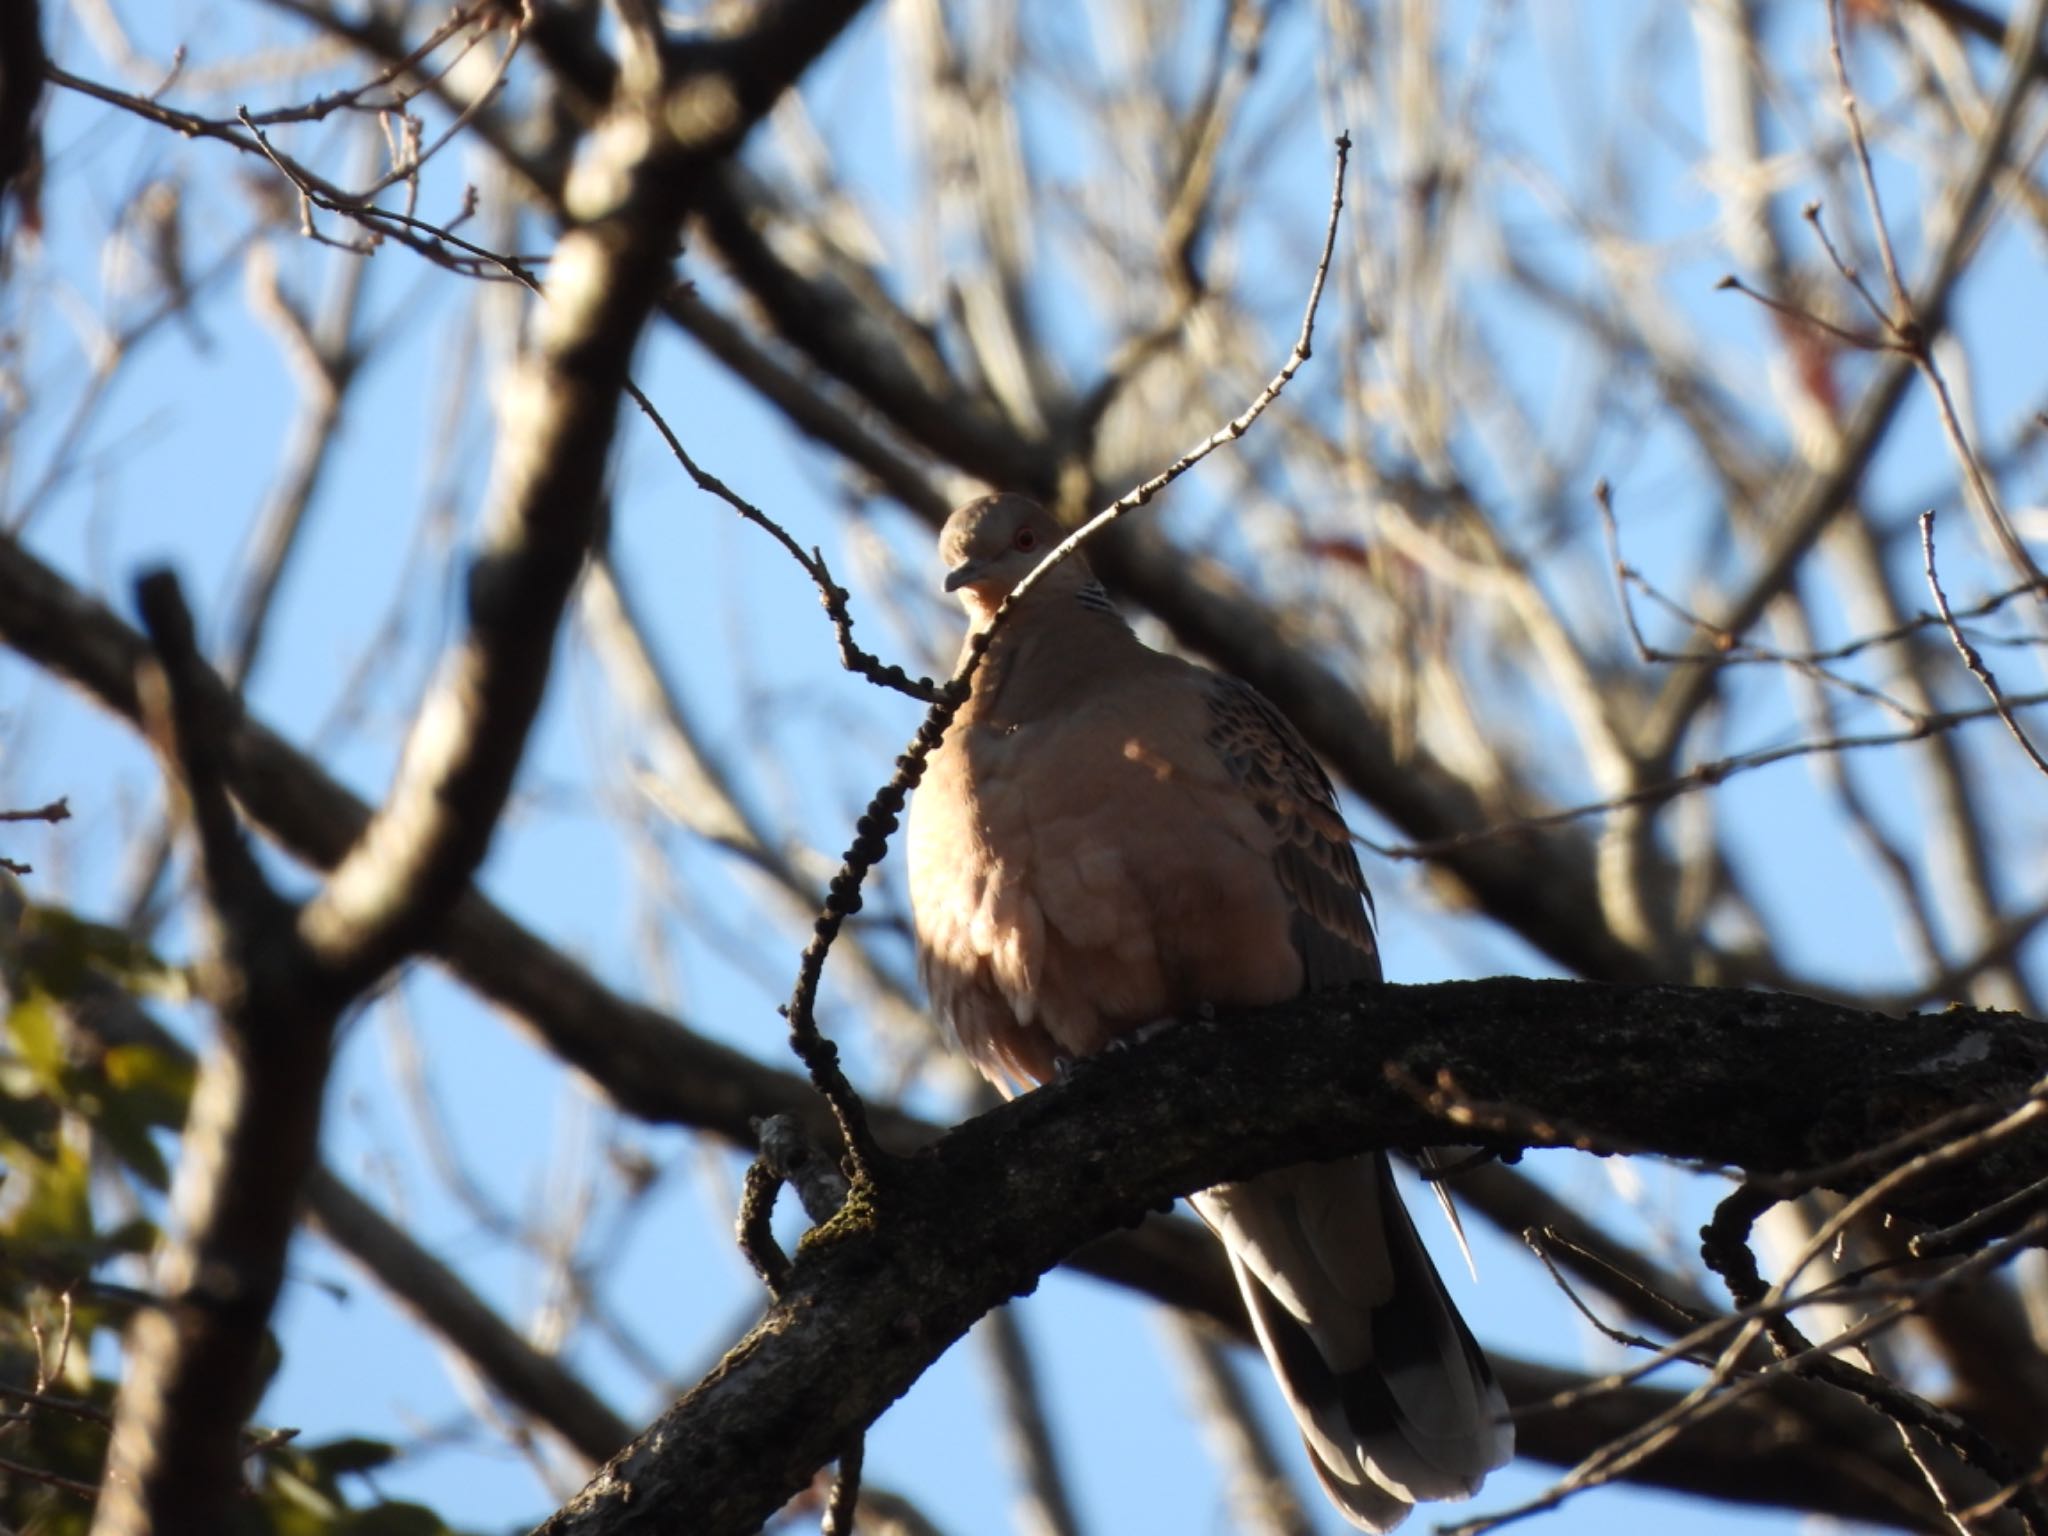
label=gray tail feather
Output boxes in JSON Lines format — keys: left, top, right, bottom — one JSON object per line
{"left": 1195, "top": 1155, "right": 1512, "bottom": 1532}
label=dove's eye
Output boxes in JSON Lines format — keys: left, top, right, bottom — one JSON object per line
{"left": 1014, "top": 527, "right": 1038, "bottom": 552}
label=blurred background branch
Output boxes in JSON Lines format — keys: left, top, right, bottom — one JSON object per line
{"left": 3, "top": 1, "right": 2047, "bottom": 1533}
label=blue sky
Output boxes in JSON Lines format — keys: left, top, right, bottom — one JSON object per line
{"left": 9, "top": 2, "right": 2048, "bottom": 1534}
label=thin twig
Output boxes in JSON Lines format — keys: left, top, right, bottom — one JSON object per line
{"left": 233, "top": 106, "right": 532, "bottom": 278}
{"left": 1956, "top": 1446, "right": 2048, "bottom": 1528}
{"left": 0, "top": 798, "right": 69, "bottom": 823}
{"left": 1703, "top": 1175, "right": 2048, "bottom": 1533}
{"left": 1645, "top": 0, "right": 2048, "bottom": 761}
{"left": 736, "top": 1160, "right": 791, "bottom": 1297}
{"left": 777, "top": 724, "right": 943, "bottom": 1189}
{"left": 1759, "top": 1092, "right": 2048, "bottom": 1298}
{"left": 984, "top": 132, "right": 1350, "bottom": 622}
{"left": 1911, "top": 1170, "right": 2048, "bottom": 1258}
{"left": 1593, "top": 479, "right": 1656, "bottom": 661}
{"left": 1690, "top": 1086, "right": 2048, "bottom": 1528}
{"left": 824, "top": 1437, "right": 864, "bottom": 1536}
{"left": 1524, "top": 1226, "right": 1717, "bottom": 1336}
{"left": 621, "top": 381, "right": 946, "bottom": 703}
{"left": 355, "top": 13, "right": 526, "bottom": 200}
{"left": 1596, "top": 481, "right": 1923, "bottom": 724}
{"left": 1745, "top": 1090, "right": 2018, "bottom": 1199}
{"left": 240, "top": 3, "right": 489, "bottom": 127}
{"left": 1460, "top": 1209, "right": 2048, "bottom": 1536}
{"left": 0, "top": 1450, "right": 101, "bottom": 1500}
{"left": 1799, "top": 200, "right": 1895, "bottom": 335}
{"left": 1866, "top": 1365, "right": 1975, "bottom": 1536}
{"left": 1364, "top": 687, "right": 2048, "bottom": 859}
{"left": 1922, "top": 509, "right": 2048, "bottom": 777}
{"left": 1713, "top": 270, "right": 1889, "bottom": 351}
{"left": 1522, "top": 1229, "right": 1709, "bottom": 1362}
{"left": 209, "top": 116, "right": 940, "bottom": 714}
{"left": 1826, "top": 0, "right": 1912, "bottom": 315}
{"left": 1823, "top": 0, "right": 2048, "bottom": 598}
{"left": 1517, "top": 1223, "right": 2005, "bottom": 1424}
{"left": 0, "top": 1381, "right": 112, "bottom": 1424}
{"left": 41, "top": 65, "right": 534, "bottom": 282}
{"left": 1502, "top": 1082, "right": 2048, "bottom": 1452}
{"left": 777, "top": 133, "right": 1351, "bottom": 1191}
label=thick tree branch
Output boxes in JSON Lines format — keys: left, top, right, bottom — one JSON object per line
{"left": 0, "top": 530, "right": 2036, "bottom": 1528}
{"left": 302, "top": 1170, "right": 636, "bottom": 1464}
{"left": 0, "top": 0, "right": 41, "bottom": 233}
{"left": 36, "top": 10, "right": 890, "bottom": 1531}
{"left": 94, "top": 574, "right": 343, "bottom": 1536}
{"left": 533, "top": 980, "right": 2048, "bottom": 1536}
{"left": 0, "top": 527, "right": 1234, "bottom": 1315}
{"left": 1496, "top": 1357, "right": 1960, "bottom": 1533}
{"left": 28, "top": 7, "right": 2048, "bottom": 1535}
{"left": 75, "top": 966, "right": 640, "bottom": 1466}
{"left": 19, "top": 908, "right": 1991, "bottom": 1533}
{"left": 297, "top": 0, "right": 882, "bottom": 985}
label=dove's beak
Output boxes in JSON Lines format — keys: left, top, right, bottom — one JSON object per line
{"left": 943, "top": 559, "right": 990, "bottom": 593}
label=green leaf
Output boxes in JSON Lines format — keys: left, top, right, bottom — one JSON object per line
{"left": 92, "top": 1096, "right": 171, "bottom": 1190}
{"left": 6, "top": 991, "right": 65, "bottom": 1090}
{"left": 7, "top": 1136, "right": 91, "bottom": 1245}
{"left": 18, "top": 906, "right": 174, "bottom": 997}
{"left": 101, "top": 1043, "right": 196, "bottom": 1126}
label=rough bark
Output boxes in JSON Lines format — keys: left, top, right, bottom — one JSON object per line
{"left": 534, "top": 979, "right": 2048, "bottom": 1536}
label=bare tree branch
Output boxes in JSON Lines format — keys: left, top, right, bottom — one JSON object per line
{"left": 0, "top": 527, "right": 2025, "bottom": 1530}
{"left": 532, "top": 978, "right": 2048, "bottom": 1536}
{"left": 298, "top": 0, "right": 886, "bottom": 985}
{"left": 93, "top": 571, "right": 338, "bottom": 1536}
{"left": 10, "top": 880, "right": 1978, "bottom": 1531}
{"left": 1642, "top": 0, "right": 2048, "bottom": 765}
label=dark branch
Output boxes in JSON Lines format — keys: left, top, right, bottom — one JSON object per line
{"left": 0, "top": 798, "right": 68, "bottom": 823}
{"left": 0, "top": 536, "right": 2032, "bottom": 1530}
{"left": 95, "top": 573, "right": 341, "bottom": 1536}
{"left": 293, "top": 0, "right": 884, "bottom": 988}
{"left": 533, "top": 979, "right": 2048, "bottom": 1536}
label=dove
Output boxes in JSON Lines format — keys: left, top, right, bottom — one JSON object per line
{"left": 906, "top": 493, "right": 1511, "bottom": 1530}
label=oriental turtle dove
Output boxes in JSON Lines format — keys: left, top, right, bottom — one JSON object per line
{"left": 906, "top": 494, "right": 1511, "bottom": 1531}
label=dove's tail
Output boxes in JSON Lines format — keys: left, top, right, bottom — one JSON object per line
{"left": 1193, "top": 1154, "right": 1511, "bottom": 1531}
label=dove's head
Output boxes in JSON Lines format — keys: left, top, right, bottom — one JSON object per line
{"left": 937, "top": 494, "right": 1093, "bottom": 624}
